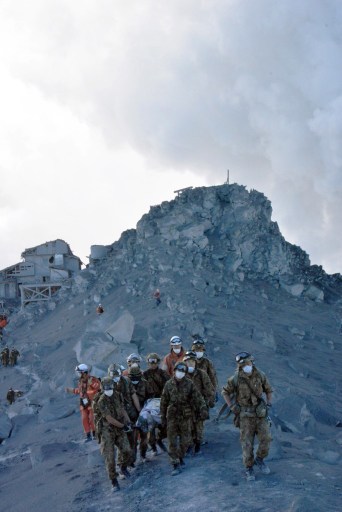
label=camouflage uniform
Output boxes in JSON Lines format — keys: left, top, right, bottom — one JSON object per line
{"left": 128, "top": 375, "right": 149, "bottom": 460}
{"left": 160, "top": 376, "right": 207, "bottom": 465}
{"left": 9, "top": 348, "right": 20, "bottom": 366}
{"left": 143, "top": 367, "right": 170, "bottom": 448}
{"left": 115, "top": 376, "right": 139, "bottom": 464}
{"left": 97, "top": 391, "right": 132, "bottom": 481}
{"left": 196, "top": 356, "right": 218, "bottom": 391}
{"left": 222, "top": 366, "right": 272, "bottom": 468}
{"left": 7, "top": 388, "right": 15, "bottom": 404}
{"left": 1, "top": 347, "right": 9, "bottom": 367}
{"left": 187, "top": 368, "right": 215, "bottom": 445}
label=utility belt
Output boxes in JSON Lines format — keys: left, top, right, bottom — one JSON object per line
{"left": 240, "top": 401, "right": 268, "bottom": 419}
{"left": 240, "top": 405, "right": 257, "bottom": 418}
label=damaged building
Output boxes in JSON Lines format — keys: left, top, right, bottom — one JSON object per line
{"left": 0, "top": 239, "right": 82, "bottom": 306}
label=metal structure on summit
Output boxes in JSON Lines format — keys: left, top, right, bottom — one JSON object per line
{"left": 174, "top": 186, "right": 193, "bottom": 197}
{"left": 225, "top": 169, "right": 230, "bottom": 184}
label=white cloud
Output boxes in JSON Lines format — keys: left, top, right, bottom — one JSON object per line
{"left": 0, "top": 0, "right": 341, "bottom": 273}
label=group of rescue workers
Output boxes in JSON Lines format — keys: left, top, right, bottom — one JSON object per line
{"left": 66, "top": 334, "right": 273, "bottom": 491}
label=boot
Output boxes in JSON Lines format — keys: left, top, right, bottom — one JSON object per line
{"left": 85, "top": 432, "right": 92, "bottom": 443}
{"left": 111, "top": 478, "right": 120, "bottom": 492}
{"left": 194, "top": 441, "right": 202, "bottom": 455}
{"left": 254, "top": 456, "right": 270, "bottom": 474}
{"left": 157, "top": 440, "right": 167, "bottom": 452}
{"left": 92, "top": 431, "right": 96, "bottom": 440}
{"left": 171, "top": 463, "right": 181, "bottom": 476}
{"left": 150, "top": 444, "right": 158, "bottom": 456}
{"left": 179, "top": 458, "right": 185, "bottom": 467}
{"left": 120, "top": 466, "right": 131, "bottom": 479}
{"left": 245, "top": 467, "right": 255, "bottom": 481}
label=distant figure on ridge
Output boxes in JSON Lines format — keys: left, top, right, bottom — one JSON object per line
{"left": 96, "top": 303, "right": 104, "bottom": 315}
{"left": 153, "top": 289, "right": 161, "bottom": 306}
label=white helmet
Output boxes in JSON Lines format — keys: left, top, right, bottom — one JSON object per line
{"left": 127, "top": 353, "right": 141, "bottom": 363}
{"left": 170, "top": 336, "right": 182, "bottom": 346}
{"left": 75, "top": 363, "right": 89, "bottom": 374}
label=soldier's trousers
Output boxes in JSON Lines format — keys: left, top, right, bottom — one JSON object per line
{"left": 167, "top": 418, "right": 192, "bottom": 464}
{"left": 239, "top": 416, "right": 272, "bottom": 467}
{"left": 190, "top": 418, "right": 205, "bottom": 444}
{"left": 100, "top": 428, "right": 132, "bottom": 481}
{"left": 149, "top": 425, "right": 167, "bottom": 448}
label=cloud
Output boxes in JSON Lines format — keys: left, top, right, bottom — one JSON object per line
{"left": 0, "top": 1, "right": 341, "bottom": 273}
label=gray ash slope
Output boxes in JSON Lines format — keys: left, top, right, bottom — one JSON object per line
{"left": 0, "top": 184, "right": 341, "bottom": 512}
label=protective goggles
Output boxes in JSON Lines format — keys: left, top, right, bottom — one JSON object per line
{"left": 235, "top": 352, "right": 251, "bottom": 363}
{"left": 148, "top": 359, "right": 159, "bottom": 364}
{"left": 103, "top": 383, "right": 114, "bottom": 391}
{"left": 175, "top": 364, "right": 187, "bottom": 373}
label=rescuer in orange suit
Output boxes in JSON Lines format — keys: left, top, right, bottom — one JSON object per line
{"left": 161, "top": 336, "right": 186, "bottom": 376}
{"left": 65, "top": 364, "right": 101, "bottom": 442}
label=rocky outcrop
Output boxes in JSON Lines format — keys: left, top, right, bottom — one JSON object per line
{"left": 92, "top": 184, "right": 341, "bottom": 303}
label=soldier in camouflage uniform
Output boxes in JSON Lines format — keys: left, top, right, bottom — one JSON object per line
{"left": 9, "top": 348, "right": 20, "bottom": 366}
{"left": 191, "top": 337, "right": 218, "bottom": 394}
{"left": 1, "top": 346, "right": 10, "bottom": 367}
{"left": 127, "top": 366, "right": 149, "bottom": 461}
{"left": 160, "top": 361, "right": 208, "bottom": 475}
{"left": 108, "top": 364, "right": 140, "bottom": 468}
{"left": 97, "top": 377, "right": 133, "bottom": 491}
{"left": 222, "top": 352, "right": 273, "bottom": 481}
{"left": 183, "top": 351, "right": 215, "bottom": 454}
{"left": 143, "top": 352, "right": 170, "bottom": 454}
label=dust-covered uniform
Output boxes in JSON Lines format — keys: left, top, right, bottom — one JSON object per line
{"left": 9, "top": 348, "right": 20, "bottom": 366}
{"left": 97, "top": 392, "right": 132, "bottom": 481}
{"left": 222, "top": 366, "right": 272, "bottom": 468}
{"left": 1, "top": 348, "right": 9, "bottom": 367}
{"left": 196, "top": 356, "right": 218, "bottom": 391}
{"left": 128, "top": 376, "right": 149, "bottom": 460}
{"left": 160, "top": 376, "right": 208, "bottom": 464}
{"left": 187, "top": 368, "right": 215, "bottom": 445}
{"left": 71, "top": 375, "right": 101, "bottom": 435}
{"left": 115, "top": 376, "right": 139, "bottom": 464}
{"left": 143, "top": 367, "right": 170, "bottom": 448}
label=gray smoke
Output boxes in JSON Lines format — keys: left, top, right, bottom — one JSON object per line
{"left": 0, "top": 0, "right": 341, "bottom": 272}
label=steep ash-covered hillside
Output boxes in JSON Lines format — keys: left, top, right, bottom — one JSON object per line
{"left": 0, "top": 184, "right": 341, "bottom": 512}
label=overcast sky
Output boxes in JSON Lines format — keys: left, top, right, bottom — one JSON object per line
{"left": 0, "top": 1, "right": 341, "bottom": 274}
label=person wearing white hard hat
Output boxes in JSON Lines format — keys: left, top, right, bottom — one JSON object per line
{"left": 66, "top": 364, "right": 101, "bottom": 442}
{"left": 161, "top": 336, "right": 186, "bottom": 376}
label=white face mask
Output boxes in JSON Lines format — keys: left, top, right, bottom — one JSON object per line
{"left": 104, "top": 390, "right": 113, "bottom": 397}
{"left": 187, "top": 366, "right": 195, "bottom": 373}
{"left": 175, "top": 371, "right": 186, "bottom": 379}
{"left": 131, "top": 363, "right": 139, "bottom": 368}
{"left": 173, "top": 348, "right": 181, "bottom": 354}
{"left": 243, "top": 365, "right": 253, "bottom": 375}
{"left": 113, "top": 377, "right": 120, "bottom": 383}
{"left": 195, "top": 351, "right": 204, "bottom": 359}
{"left": 131, "top": 380, "right": 139, "bottom": 385}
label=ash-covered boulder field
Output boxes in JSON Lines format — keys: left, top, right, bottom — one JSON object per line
{"left": 1, "top": 184, "right": 341, "bottom": 512}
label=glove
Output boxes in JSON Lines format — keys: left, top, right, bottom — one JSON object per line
{"left": 231, "top": 404, "right": 241, "bottom": 415}
{"left": 200, "top": 408, "right": 209, "bottom": 421}
{"left": 82, "top": 398, "right": 89, "bottom": 406}
{"left": 123, "top": 424, "right": 132, "bottom": 433}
